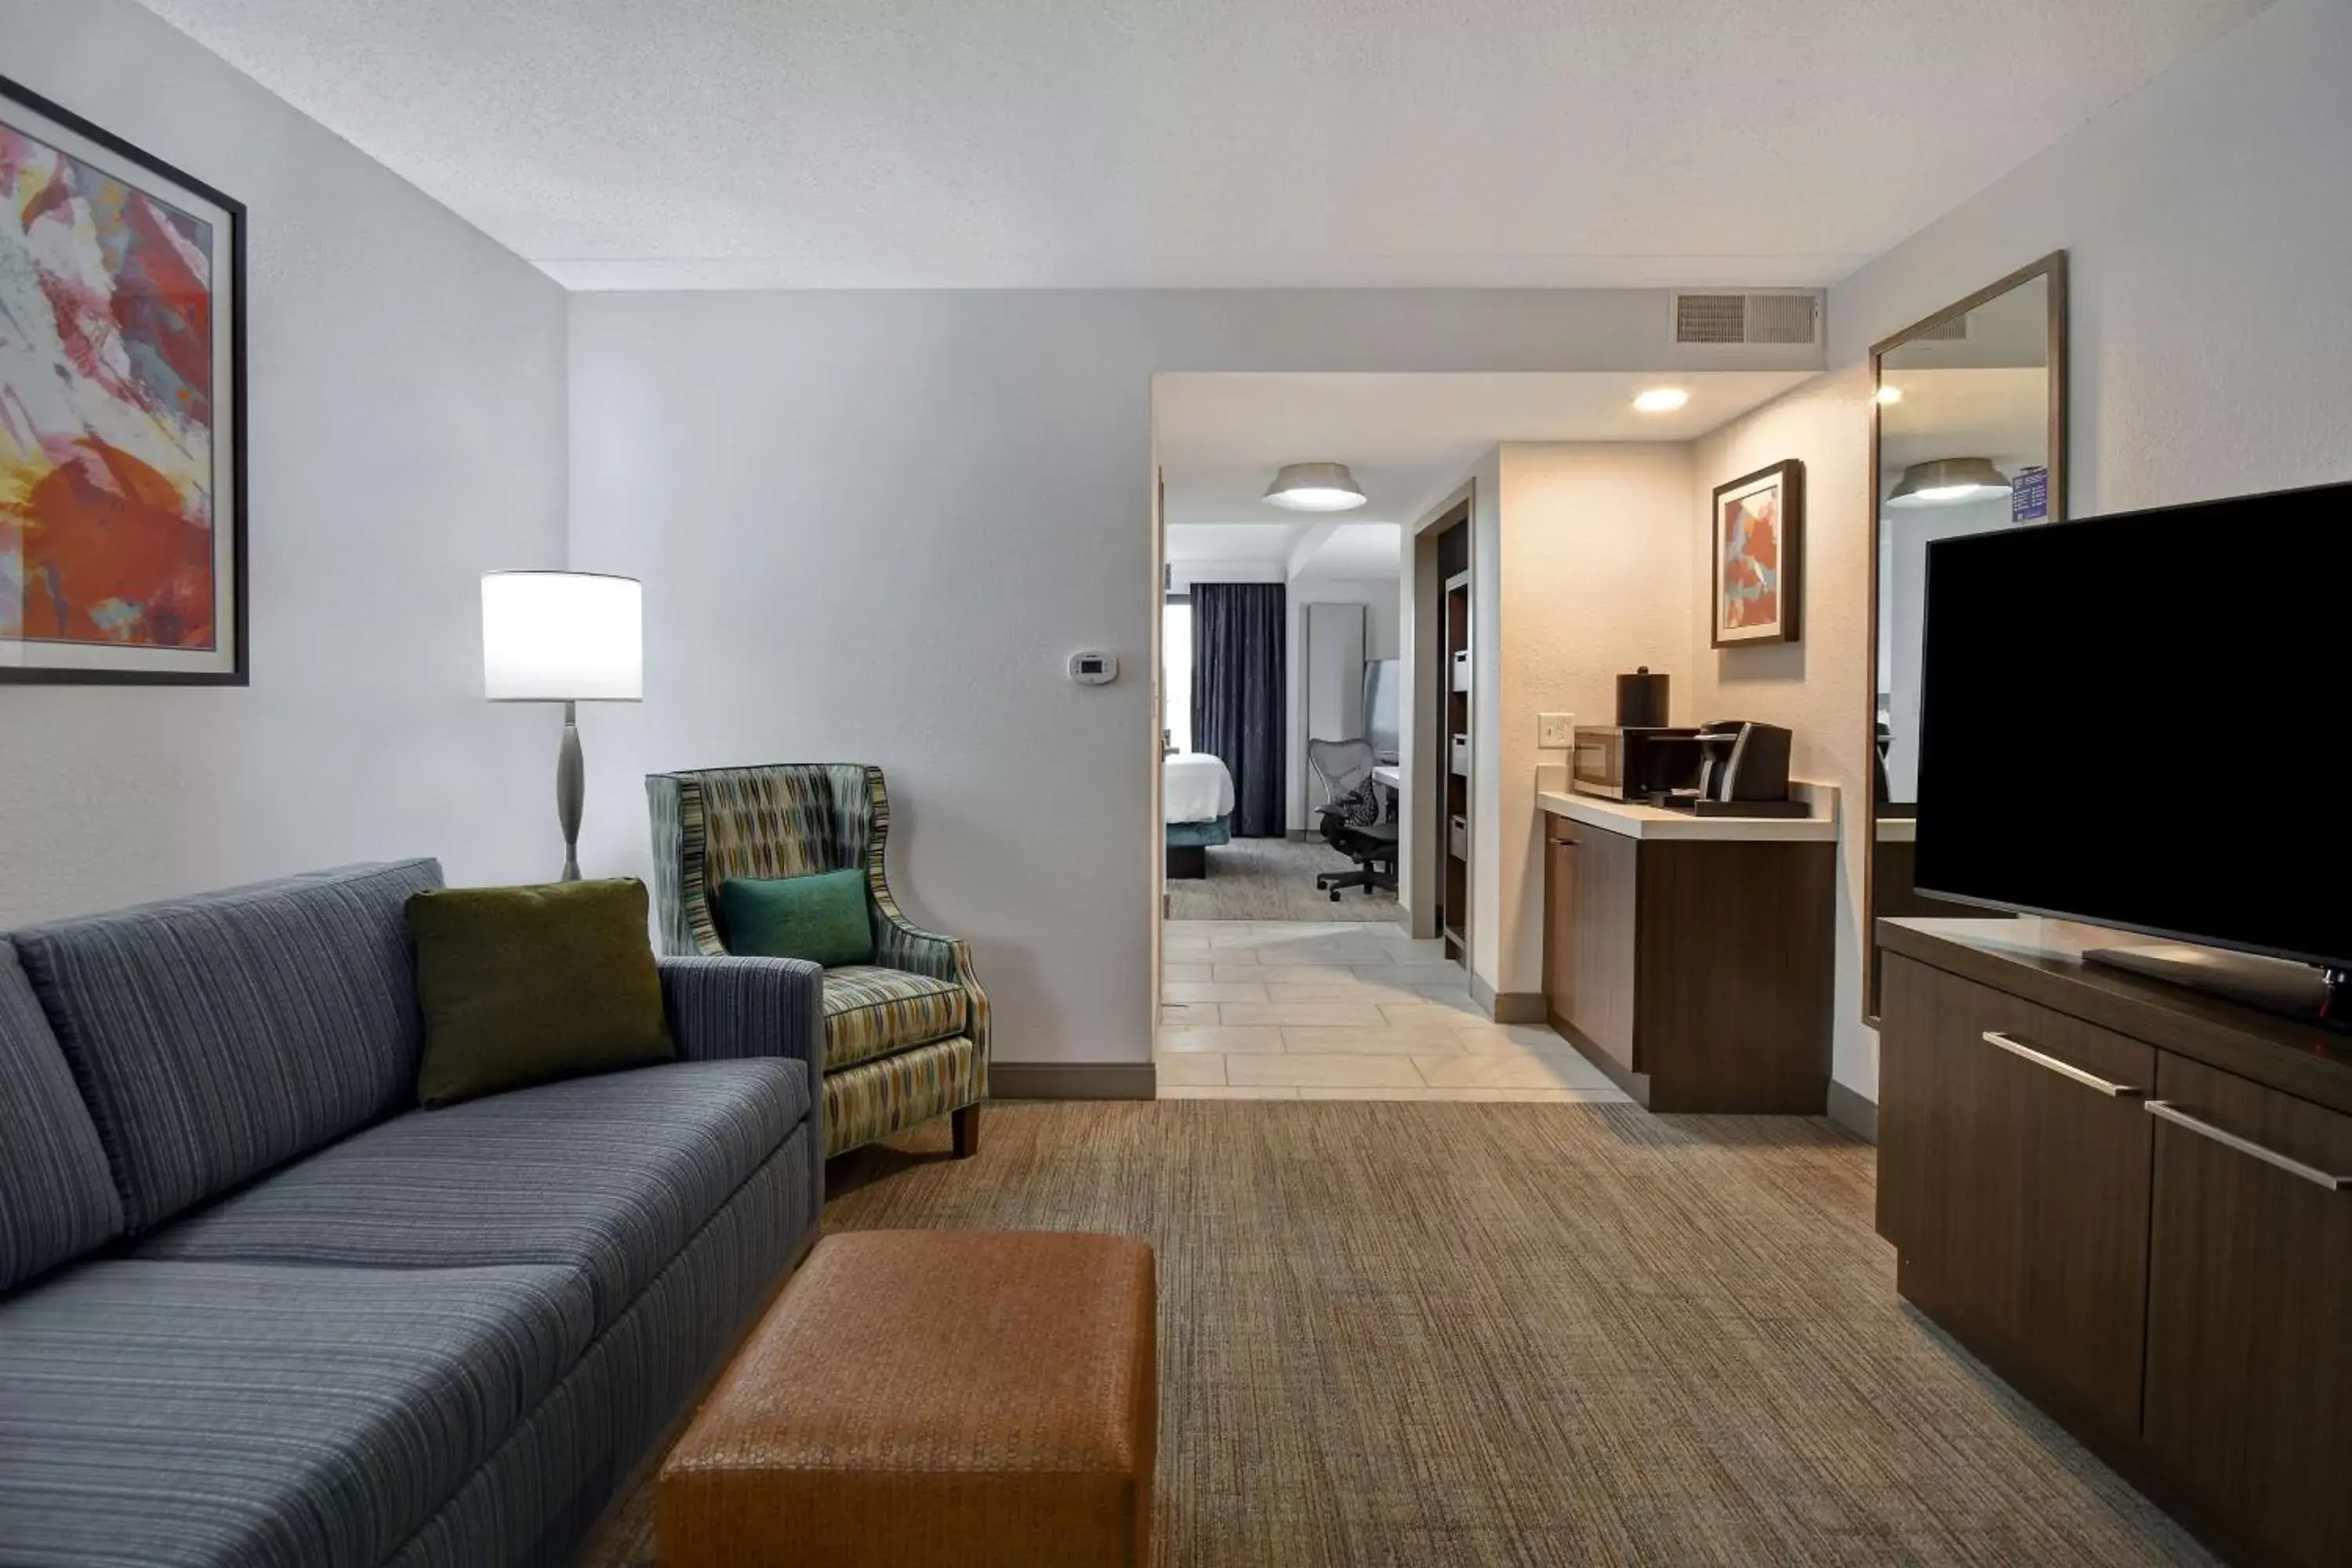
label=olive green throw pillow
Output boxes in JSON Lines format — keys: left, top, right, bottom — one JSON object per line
{"left": 407, "top": 878, "right": 673, "bottom": 1109}
{"left": 719, "top": 869, "right": 874, "bottom": 968}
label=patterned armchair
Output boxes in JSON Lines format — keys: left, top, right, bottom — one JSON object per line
{"left": 647, "top": 764, "right": 989, "bottom": 1158}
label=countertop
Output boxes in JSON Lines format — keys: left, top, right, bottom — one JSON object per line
{"left": 1538, "top": 780, "right": 1839, "bottom": 842}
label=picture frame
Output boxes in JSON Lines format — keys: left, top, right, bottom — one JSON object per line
{"left": 1710, "top": 458, "right": 1802, "bottom": 648}
{"left": 1, "top": 74, "right": 248, "bottom": 685}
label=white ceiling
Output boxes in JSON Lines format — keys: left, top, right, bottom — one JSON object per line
{"left": 1166, "top": 521, "right": 1306, "bottom": 564}
{"left": 134, "top": 0, "right": 2267, "bottom": 289}
{"left": 1166, "top": 519, "right": 1405, "bottom": 578}
{"left": 1158, "top": 370, "right": 1819, "bottom": 552}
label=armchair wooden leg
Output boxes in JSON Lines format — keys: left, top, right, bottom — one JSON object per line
{"left": 952, "top": 1104, "right": 982, "bottom": 1159}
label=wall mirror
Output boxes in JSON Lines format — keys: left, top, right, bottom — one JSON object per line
{"left": 1864, "top": 252, "right": 2067, "bottom": 1022}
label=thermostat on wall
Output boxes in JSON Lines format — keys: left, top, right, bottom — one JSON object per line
{"left": 1069, "top": 651, "right": 1119, "bottom": 685}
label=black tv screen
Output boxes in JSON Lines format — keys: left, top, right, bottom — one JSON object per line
{"left": 1914, "top": 482, "right": 2350, "bottom": 972}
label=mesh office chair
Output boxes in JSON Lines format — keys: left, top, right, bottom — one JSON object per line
{"left": 1307, "top": 738, "right": 1399, "bottom": 900}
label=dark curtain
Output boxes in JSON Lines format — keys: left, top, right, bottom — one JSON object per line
{"left": 1191, "top": 582, "right": 1287, "bottom": 837}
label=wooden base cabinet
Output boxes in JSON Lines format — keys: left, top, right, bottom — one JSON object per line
{"left": 2142, "top": 1054, "right": 2352, "bottom": 1568}
{"left": 1878, "top": 920, "right": 2352, "bottom": 1568}
{"left": 1878, "top": 953, "right": 2154, "bottom": 1445}
{"left": 1541, "top": 813, "right": 1831, "bottom": 1113}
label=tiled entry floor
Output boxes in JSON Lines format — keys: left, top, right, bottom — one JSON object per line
{"left": 1158, "top": 920, "right": 1633, "bottom": 1102}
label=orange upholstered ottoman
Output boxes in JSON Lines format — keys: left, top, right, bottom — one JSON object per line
{"left": 659, "top": 1230, "right": 1156, "bottom": 1568}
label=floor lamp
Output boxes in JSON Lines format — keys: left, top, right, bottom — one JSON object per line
{"left": 481, "top": 571, "right": 644, "bottom": 880}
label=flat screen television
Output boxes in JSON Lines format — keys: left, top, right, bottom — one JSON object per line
{"left": 1914, "top": 481, "right": 2350, "bottom": 1011}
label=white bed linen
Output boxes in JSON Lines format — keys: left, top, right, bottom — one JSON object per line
{"left": 1163, "top": 752, "right": 1236, "bottom": 825}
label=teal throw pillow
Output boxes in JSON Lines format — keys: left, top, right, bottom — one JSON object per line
{"left": 720, "top": 869, "right": 874, "bottom": 968}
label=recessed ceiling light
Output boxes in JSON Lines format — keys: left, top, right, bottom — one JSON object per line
{"left": 1632, "top": 387, "right": 1690, "bottom": 413}
{"left": 1263, "top": 462, "right": 1367, "bottom": 512}
{"left": 1875, "top": 386, "right": 1904, "bottom": 405}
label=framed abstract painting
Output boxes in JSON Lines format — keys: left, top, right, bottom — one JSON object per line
{"left": 1711, "top": 458, "right": 1802, "bottom": 648}
{"left": 1, "top": 76, "right": 246, "bottom": 685}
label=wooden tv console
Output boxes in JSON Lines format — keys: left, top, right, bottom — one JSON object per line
{"left": 1878, "top": 917, "right": 2352, "bottom": 1568}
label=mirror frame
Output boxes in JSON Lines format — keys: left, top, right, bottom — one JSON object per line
{"left": 1862, "top": 250, "right": 2069, "bottom": 1025}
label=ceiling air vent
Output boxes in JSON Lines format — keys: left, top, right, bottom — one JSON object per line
{"left": 1915, "top": 314, "right": 1969, "bottom": 342}
{"left": 1671, "top": 290, "right": 1823, "bottom": 347}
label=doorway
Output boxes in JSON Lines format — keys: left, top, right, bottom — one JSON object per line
{"left": 1152, "top": 375, "right": 1461, "bottom": 1101}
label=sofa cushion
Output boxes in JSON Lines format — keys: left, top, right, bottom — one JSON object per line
{"left": 821, "top": 965, "right": 967, "bottom": 1070}
{"left": 12, "top": 860, "right": 443, "bottom": 1232}
{"left": 140, "top": 1058, "right": 809, "bottom": 1331}
{"left": 0, "top": 1258, "right": 593, "bottom": 1568}
{"left": 0, "top": 940, "right": 124, "bottom": 1291}
{"left": 407, "top": 878, "right": 673, "bottom": 1109}
{"left": 720, "top": 869, "right": 874, "bottom": 969}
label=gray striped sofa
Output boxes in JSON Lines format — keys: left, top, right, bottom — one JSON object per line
{"left": 0, "top": 860, "right": 826, "bottom": 1568}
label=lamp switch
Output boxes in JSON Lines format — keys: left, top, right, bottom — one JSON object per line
{"left": 1537, "top": 712, "right": 1575, "bottom": 749}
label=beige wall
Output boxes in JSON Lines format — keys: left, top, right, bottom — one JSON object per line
{"left": 1689, "top": 372, "right": 1876, "bottom": 1097}
{"left": 1483, "top": 444, "right": 1696, "bottom": 998}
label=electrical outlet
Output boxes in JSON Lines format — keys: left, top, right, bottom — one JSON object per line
{"left": 1537, "top": 712, "right": 1576, "bottom": 749}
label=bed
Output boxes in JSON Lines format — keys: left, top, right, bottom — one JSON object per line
{"left": 1163, "top": 751, "right": 1235, "bottom": 879}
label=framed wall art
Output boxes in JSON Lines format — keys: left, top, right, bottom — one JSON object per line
{"left": 1711, "top": 458, "right": 1802, "bottom": 648}
{"left": 2, "top": 75, "right": 246, "bottom": 685}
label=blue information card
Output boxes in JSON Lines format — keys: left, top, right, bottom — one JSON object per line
{"left": 2013, "top": 466, "right": 2049, "bottom": 522}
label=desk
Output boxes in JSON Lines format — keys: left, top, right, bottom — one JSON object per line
{"left": 1370, "top": 764, "right": 1400, "bottom": 793}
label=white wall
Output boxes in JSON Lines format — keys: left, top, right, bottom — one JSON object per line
{"left": 1285, "top": 574, "right": 1400, "bottom": 830}
{"left": 570, "top": 292, "right": 1814, "bottom": 1068}
{"left": 0, "top": 0, "right": 571, "bottom": 927}
{"left": 1693, "top": 0, "right": 2352, "bottom": 1105}
{"left": 1490, "top": 444, "right": 1695, "bottom": 997}
{"left": 1831, "top": 0, "right": 2352, "bottom": 514}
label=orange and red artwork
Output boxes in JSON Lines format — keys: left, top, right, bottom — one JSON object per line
{"left": 2, "top": 83, "right": 241, "bottom": 683}
{"left": 1711, "top": 459, "right": 1803, "bottom": 648}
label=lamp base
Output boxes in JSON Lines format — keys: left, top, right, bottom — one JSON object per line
{"left": 557, "top": 700, "right": 584, "bottom": 882}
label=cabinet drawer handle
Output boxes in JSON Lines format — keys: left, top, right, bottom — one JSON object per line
{"left": 1980, "top": 1030, "right": 2143, "bottom": 1097}
{"left": 2145, "top": 1101, "right": 2352, "bottom": 1191}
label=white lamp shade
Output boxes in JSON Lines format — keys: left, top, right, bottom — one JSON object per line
{"left": 482, "top": 572, "right": 643, "bottom": 701}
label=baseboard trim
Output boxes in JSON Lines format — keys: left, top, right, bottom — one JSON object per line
{"left": 1827, "top": 1080, "right": 1878, "bottom": 1144}
{"left": 1465, "top": 973, "right": 1545, "bottom": 1025}
{"left": 991, "top": 1062, "right": 1158, "bottom": 1101}
{"left": 1490, "top": 991, "right": 1546, "bottom": 1025}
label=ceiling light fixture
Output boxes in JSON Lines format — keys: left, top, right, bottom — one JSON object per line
{"left": 1875, "top": 386, "right": 1904, "bottom": 405}
{"left": 1632, "top": 387, "right": 1690, "bottom": 413}
{"left": 1886, "top": 457, "right": 2012, "bottom": 508}
{"left": 1263, "top": 462, "right": 1367, "bottom": 512}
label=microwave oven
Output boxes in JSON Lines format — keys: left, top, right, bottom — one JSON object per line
{"left": 1571, "top": 725, "right": 1699, "bottom": 801}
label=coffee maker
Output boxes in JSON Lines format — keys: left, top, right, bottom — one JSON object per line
{"left": 1660, "top": 721, "right": 1806, "bottom": 817}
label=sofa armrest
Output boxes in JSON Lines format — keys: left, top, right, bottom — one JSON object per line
{"left": 660, "top": 954, "right": 826, "bottom": 1208}
{"left": 659, "top": 954, "right": 825, "bottom": 1075}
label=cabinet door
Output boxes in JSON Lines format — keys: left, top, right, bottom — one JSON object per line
{"left": 1566, "top": 826, "right": 1638, "bottom": 1073}
{"left": 1542, "top": 829, "right": 1575, "bottom": 1026}
{"left": 2143, "top": 1054, "right": 2352, "bottom": 1568}
{"left": 1877, "top": 956, "right": 2154, "bottom": 1443}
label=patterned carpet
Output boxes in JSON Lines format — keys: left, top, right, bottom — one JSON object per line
{"left": 578, "top": 1102, "right": 2211, "bottom": 1567}
{"left": 1167, "top": 835, "right": 1399, "bottom": 922}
